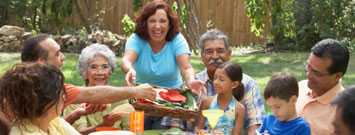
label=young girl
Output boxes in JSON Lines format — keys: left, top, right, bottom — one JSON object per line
{"left": 197, "top": 62, "right": 245, "bottom": 135}
{"left": 0, "top": 63, "right": 78, "bottom": 135}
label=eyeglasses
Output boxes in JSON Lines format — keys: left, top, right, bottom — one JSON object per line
{"left": 203, "top": 48, "right": 227, "bottom": 56}
{"left": 88, "top": 64, "right": 110, "bottom": 71}
{"left": 304, "top": 62, "right": 331, "bottom": 77}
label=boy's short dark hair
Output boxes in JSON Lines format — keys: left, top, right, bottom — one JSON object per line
{"left": 331, "top": 86, "right": 355, "bottom": 133}
{"left": 264, "top": 72, "right": 298, "bottom": 101}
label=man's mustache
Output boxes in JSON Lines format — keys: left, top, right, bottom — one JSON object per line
{"left": 208, "top": 58, "right": 224, "bottom": 66}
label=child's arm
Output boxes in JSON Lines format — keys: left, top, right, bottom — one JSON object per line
{"left": 233, "top": 102, "right": 245, "bottom": 135}
{"left": 196, "top": 96, "right": 213, "bottom": 131}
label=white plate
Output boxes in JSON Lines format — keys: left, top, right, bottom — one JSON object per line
{"left": 89, "top": 131, "right": 134, "bottom": 135}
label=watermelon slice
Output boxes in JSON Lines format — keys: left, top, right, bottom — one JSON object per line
{"left": 137, "top": 98, "right": 155, "bottom": 105}
{"left": 159, "top": 89, "right": 186, "bottom": 103}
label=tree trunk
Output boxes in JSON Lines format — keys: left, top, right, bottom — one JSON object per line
{"left": 176, "top": 0, "right": 202, "bottom": 54}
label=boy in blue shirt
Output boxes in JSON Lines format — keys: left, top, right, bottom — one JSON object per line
{"left": 258, "top": 73, "right": 310, "bottom": 135}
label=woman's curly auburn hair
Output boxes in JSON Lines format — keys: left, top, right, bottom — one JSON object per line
{"left": 0, "top": 63, "right": 65, "bottom": 125}
{"left": 135, "top": 1, "right": 180, "bottom": 41}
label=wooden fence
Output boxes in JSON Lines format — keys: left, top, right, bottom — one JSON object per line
{"left": 69, "top": 0, "right": 270, "bottom": 46}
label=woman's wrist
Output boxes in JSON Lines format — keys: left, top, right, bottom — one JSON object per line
{"left": 183, "top": 67, "right": 195, "bottom": 83}
{"left": 124, "top": 67, "right": 135, "bottom": 74}
{"left": 122, "top": 61, "right": 134, "bottom": 73}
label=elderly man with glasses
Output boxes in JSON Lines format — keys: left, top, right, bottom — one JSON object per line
{"left": 296, "top": 39, "right": 350, "bottom": 135}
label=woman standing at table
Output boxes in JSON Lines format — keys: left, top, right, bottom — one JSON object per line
{"left": 121, "top": 0, "right": 203, "bottom": 130}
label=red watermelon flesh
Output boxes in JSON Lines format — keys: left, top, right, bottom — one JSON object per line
{"left": 159, "top": 89, "right": 186, "bottom": 103}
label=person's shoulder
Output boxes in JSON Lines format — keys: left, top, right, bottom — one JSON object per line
{"left": 264, "top": 114, "right": 277, "bottom": 121}
{"left": 10, "top": 123, "right": 40, "bottom": 135}
{"left": 294, "top": 117, "right": 310, "bottom": 126}
{"left": 58, "top": 117, "right": 82, "bottom": 135}
{"left": 235, "top": 101, "right": 245, "bottom": 112}
{"left": 9, "top": 125, "right": 21, "bottom": 134}
{"left": 127, "top": 33, "right": 145, "bottom": 42}
{"left": 242, "top": 73, "right": 256, "bottom": 81}
{"left": 174, "top": 32, "right": 184, "bottom": 39}
{"left": 298, "top": 80, "right": 309, "bottom": 91}
{"left": 242, "top": 73, "right": 258, "bottom": 85}
{"left": 294, "top": 117, "right": 311, "bottom": 134}
{"left": 242, "top": 73, "right": 259, "bottom": 90}
{"left": 261, "top": 115, "right": 278, "bottom": 126}
{"left": 170, "top": 33, "right": 186, "bottom": 43}
{"left": 298, "top": 80, "right": 308, "bottom": 85}
{"left": 195, "top": 69, "right": 208, "bottom": 81}
{"left": 128, "top": 33, "right": 139, "bottom": 39}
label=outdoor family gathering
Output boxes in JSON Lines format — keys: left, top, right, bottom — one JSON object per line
{"left": 0, "top": 0, "right": 354, "bottom": 135}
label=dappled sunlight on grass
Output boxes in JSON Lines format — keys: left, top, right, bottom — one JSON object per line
{"left": 230, "top": 52, "right": 309, "bottom": 87}
{"left": 259, "top": 57, "right": 271, "bottom": 64}
{"left": 0, "top": 53, "right": 21, "bottom": 76}
{"left": 255, "top": 76, "right": 272, "bottom": 92}
{"left": 1, "top": 52, "right": 354, "bottom": 114}
{"left": 0, "top": 51, "right": 354, "bottom": 91}
{"left": 233, "top": 55, "right": 258, "bottom": 64}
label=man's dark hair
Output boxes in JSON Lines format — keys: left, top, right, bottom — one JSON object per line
{"left": 311, "top": 39, "right": 349, "bottom": 76}
{"left": 0, "top": 63, "right": 65, "bottom": 126}
{"left": 331, "top": 86, "right": 355, "bottom": 133}
{"left": 21, "top": 34, "right": 50, "bottom": 62}
{"left": 264, "top": 72, "right": 298, "bottom": 101}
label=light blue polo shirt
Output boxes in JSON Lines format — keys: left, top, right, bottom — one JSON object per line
{"left": 125, "top": 33, "right": 190, "bottom": 89}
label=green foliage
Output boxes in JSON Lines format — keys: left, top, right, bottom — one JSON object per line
{"left": 310, "top": 0, "right": 354, "bottom": 47}
{"left": 245, "top": 0, "right": 354, "bottom": 50}
{"left": 77, "top": 27, "right": 89, "bottom": 43}
{"left": 0, "top": 0, "right": 10, "bottom": 25}
{"left": 245, "top": 0, "right": 296, "bottom": 47}
{"left": 121, "top": 14, "right": 136, "bottom": 37}
{"left": 172, "top": 2, "right": 188, "bottom": 29}
{"left": 133, "top": 0, "right": 143, "bottom": 12}
{"left": 293, "top": 0, "right": 355, "bottom": 50}
{"left": 341, "top": 38, "right": 355, "bottom": 52}
{"left": 3, "top": 0, "right": 73, "bottom": 33}
{"left": 244, "top": 0, "right": 268, "bottom": 36}
{"left": 270, "top": 0, "right": 296, "bottom": 47}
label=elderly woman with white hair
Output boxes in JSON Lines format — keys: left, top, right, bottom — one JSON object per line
{"left": 63, "top": 43, "right": 135, "bottom": 135}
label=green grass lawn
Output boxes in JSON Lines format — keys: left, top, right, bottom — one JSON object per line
{"left": 1, "top": 51, "right": 354, "bottom": 89}
{"left": 1, "top": 51, "right": 355, "bottom": 112}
